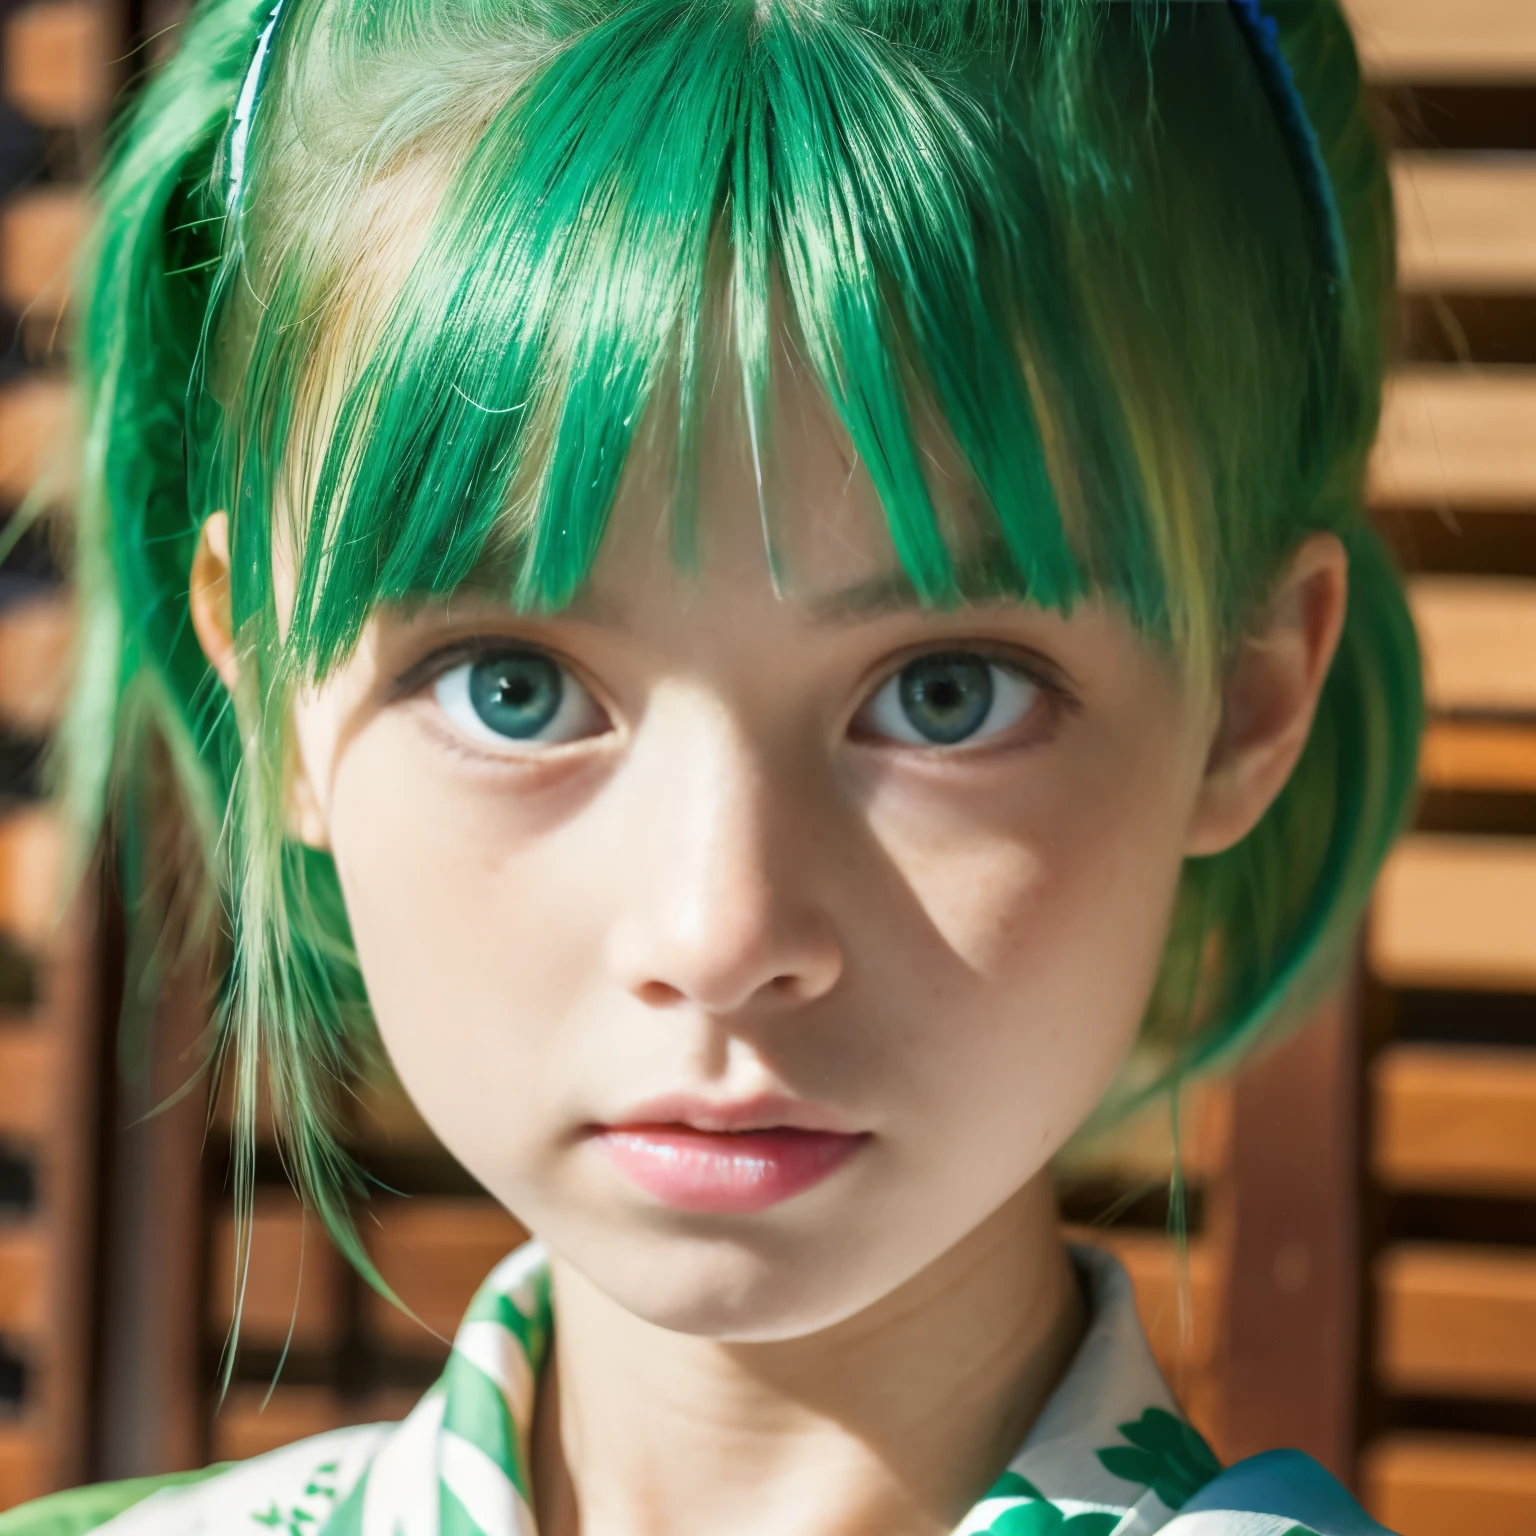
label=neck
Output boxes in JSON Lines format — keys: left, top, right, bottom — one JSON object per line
{"left": 531, "top": 1174, "right": 1085, "bottom": 1536}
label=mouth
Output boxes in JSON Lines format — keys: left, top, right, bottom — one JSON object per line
{"left": 590, "top": 1097, "right": 869, "bottom": 1215}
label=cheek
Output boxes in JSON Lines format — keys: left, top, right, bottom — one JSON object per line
{"left": 319, "top": 724, "right": 598, "bottom": 1152}
{"left": 861, "top": 717, "right": 1200, "bottom": 1152}
{"left": 869, "top": 731, "right": 1194, "bottom": 986}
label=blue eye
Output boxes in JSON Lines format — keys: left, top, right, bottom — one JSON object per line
{"left": 860, "top": 651, "right": 1040, "bottom": 747}
{"left": 433, "top": 650, "right": 605, "bottom": 753}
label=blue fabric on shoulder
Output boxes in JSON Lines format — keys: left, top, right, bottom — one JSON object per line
{"left": 1181, "top": 1450, "right": 1398, "bottom": 1534}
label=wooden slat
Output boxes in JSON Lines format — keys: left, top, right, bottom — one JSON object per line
{"left": 0, "top": 190, "right": 88, "bottom": 319}
{"left": 1395, "top": 156, "right": 1536, "bottom": 295}
{"left": 3, "top": 2, "right": 113, "bottom": 129}
{"left": 211, "top": 1386, "right": 416, "bottom": 1463}
{"left": 0, "top": 813, "right": 62, "bottom": 953}
{"left": 364, "top": 1199, "right": 524, "bottom": 1350}
{"left": 1370, "top": 370, "right": 1536, "bottom": 511}
{"left": 1375, "top": 1045, "right": 1536, "bottom": 1196}
{"left": 0, "top": 1429, "right": 48, "bottom": 1514}
{"left": 1410, "top": 577, "right": 1536, "bottom": 718}
{"left": 0, "top": 381, "right": 73, "bottom": 507}
{"left": 1217, "top": 994, "right": 1361, "bottom": 1481}
{"left": 349, "top": 1069, "right": 441, "bottom": 1154}
{"left": 1378, "top": 1244, "right": 1536, "bottom": 1398}
{"left": 93, "top": 926, "right": 210, "bottom": 1480}
{"left": 1069, "top": 1231, "right": 1219, "bottom": 1377}
{"left": 211, "top": 1387, "right": 347, "bottom": 1463}
{"left": 1363, "top": 1434, "right": 1536, "bottom": 1536}
{"left": 0, "top": 597, "right": 71, "bottom": 735}
{"left": 209, "top": 1197, "right": 343, "bottom": 1351}
{"left": 0, "top": 1032, "right": 55, "bottom": 1139}
{"left": 1057, "top": 1083, "right": 1229, "bottom": 1189}
{"left": 1370, "top": 835, "right": 1536, "bottom": 992}
{"left": 1346, "top": 0, "right": 1536, "bottom": 83}
{"left": 0, "top": 1228, "right": 47, "bottom": 1338}
{"left": 1421, "top": 721, "right": 1536, "bottom": 793}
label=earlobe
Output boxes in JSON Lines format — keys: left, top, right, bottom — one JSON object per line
{"left": 1186, "top": 534, "right": 1349, "bottom": 858}
{"left": 189, "top": 512, "right": 239, "bottom": 691}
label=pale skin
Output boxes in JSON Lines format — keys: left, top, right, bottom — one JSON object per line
{"left": 190, "top": 365, "right": 1346, "bottom": 1536}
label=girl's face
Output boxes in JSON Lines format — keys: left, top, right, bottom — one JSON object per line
{"left": 255, "top": 365, "right": 1332, "bottom": 1343}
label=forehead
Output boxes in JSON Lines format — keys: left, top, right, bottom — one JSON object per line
{"left": 573, "top": 346, "right": 1000, "bottom": 624}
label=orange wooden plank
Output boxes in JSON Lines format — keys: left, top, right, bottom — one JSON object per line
{"left": 1395, "top": 156, "right": 1536, "bottom": 294}
{"left": 3, "top": 2, "right": 113, "bottom": 129}
{"left": 1378, "top": 1244, "right": 1536, "bottom": 1399}
{"left": 1371, "top": 370, "right": 1536, "bottom": 511}
{"left": 1058, "top": 1083, "right": 1229, "bottom": 1189}
{"left": 0, "top": 814, "right": 62, "bottom": 954}
{"left": 0, "top": 1428, "right": 48, "bottom": 1513}
{"left": 0, "top": 190, "right": 88, "bottom": 319}
{"left": 209, "top": 1195, "right": 344, "bottom": 1352}
{"left": 0, "top": 1228, "right": 47, "bottom": 1338}
{"left": 1420, "top": 721, "right": 1536, "bottom": 793}
{"left": 1370, "top": 836, "right": 1536, "bottom": 993}
{"left": 1068, "top": 1231, "right": 1219, "bottom": 1377}
{"left": 0, "top": 380, "right": 74, "bottom": 507}
{"left": 1375, "top": 1045, "right": 1536, "bottom": 1197}
{"left": 0, "top": 596, "right": 71, "bottom": 735}
{"left": 364, "top": 1198, "right": 525, "bottom": 1350}
{"left": 349, "top": 1068, "right": 441, "bottom": 1153}
{"left": 1363, "top": 1433, "right": 1536, "bottom": 1536}
{"left": 0, "top": 1031, "right": 55, "bottom": 1140}
{"left": 211, "top": 1386, "right": 347, "bottom": 1463}
{"left": 210, "top": 1385, "right": 416, "bottom": 1463}
{"left": 1346, "top": 0, "right": 1536, "bottom": 83}
{"left": 1411, "top": 577, "right": 1536, "bottom": 717}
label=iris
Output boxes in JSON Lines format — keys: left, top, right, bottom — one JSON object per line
{"left": 897, "top": 654, "right": 995, "bottom": 745}
{"left": 467, "top": 652, "right": 564, "bottom": 739}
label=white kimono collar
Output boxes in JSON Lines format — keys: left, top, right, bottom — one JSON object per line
{"left": 92, "top": 1240, "right": 1394, "bottom": 1536}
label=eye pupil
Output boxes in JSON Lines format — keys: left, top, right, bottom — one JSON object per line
{"left": 898, "top": 653, "right": 994, "bottom": 744}
{"left": 469, "top": 653, "right": 562, "bottom": 738}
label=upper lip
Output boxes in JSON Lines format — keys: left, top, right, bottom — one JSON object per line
{"left": 596, "top": 1093, "right": 863, "bottom": 1136}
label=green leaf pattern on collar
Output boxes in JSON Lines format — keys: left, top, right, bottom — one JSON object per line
{"left": 974, "top": 1406, "right": 1222, "bottom": 1536}
{"left": 1095, "top": 1409, "right": 1223, "bottom": 1511}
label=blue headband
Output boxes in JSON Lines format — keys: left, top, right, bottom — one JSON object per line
{"left": 224, "top": 0, "right": 1347, "bottom": 289}
{"left": 1227, "top": 0, "right": 1349, "bottom": 289}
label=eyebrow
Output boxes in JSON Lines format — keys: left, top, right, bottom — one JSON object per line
{"left": 805, "top": 550, "right": 1030, "bottom": 625}
{"left": 416, "top": 544, "right": 1030, "bottom": 630}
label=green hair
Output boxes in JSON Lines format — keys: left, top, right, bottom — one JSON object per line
{"left": 66, "top": 0, "right": 1422, "bottom": 1273}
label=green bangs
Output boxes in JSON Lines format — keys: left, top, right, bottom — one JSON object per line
{"left": 210, "top": 0, "right": 1333, "bottom": 688}
{"left": 69, "top": 0, "right": 1421, "bottom": 1286}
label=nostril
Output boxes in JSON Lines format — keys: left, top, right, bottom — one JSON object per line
{"left": 636, "top": 979, "right": 686, "bottom": 1008}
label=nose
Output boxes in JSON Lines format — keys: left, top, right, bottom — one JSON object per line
{"left": 604, "top": 706, "right": 844, "bottom": 1015}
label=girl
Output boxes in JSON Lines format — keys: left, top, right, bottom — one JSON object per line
{"left": 9, "top": 0, "right": 1423, "bottom": 1532}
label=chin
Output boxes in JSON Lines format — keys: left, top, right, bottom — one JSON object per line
{"left": 548, "top": 1208, "right": 906, "bottom": 1342}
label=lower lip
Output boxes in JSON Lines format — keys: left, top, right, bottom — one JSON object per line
{"left": 594, "top": 1126, "right": 866, "bottom": 1214}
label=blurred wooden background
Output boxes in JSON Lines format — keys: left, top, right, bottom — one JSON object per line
{"left": 0, "top": 1, "right": 1533, "bottom": 1532}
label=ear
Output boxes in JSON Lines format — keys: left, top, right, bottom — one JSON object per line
{"left": 188, "top": 513, "right": 330, "bottom": 850}
{"left": 189, "top": 512, "right": 238, "bottom": 690}
{"left": 1186, "top": 533, "right": 1349, "bottom": 858}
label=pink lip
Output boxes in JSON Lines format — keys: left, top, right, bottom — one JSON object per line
{"left": 604, "top": 1093, "right": 860, "bottom": 1135}
{"left": 594, "top": 1124, "right": 867, "bottom": 1214}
